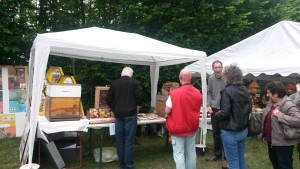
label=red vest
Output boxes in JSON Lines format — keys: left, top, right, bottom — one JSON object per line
{"left": 166, "top": 84, "right": 202, "bottom": 136}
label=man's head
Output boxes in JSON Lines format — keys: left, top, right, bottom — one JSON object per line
{"left": 212, "top": 60, "right": 223, "bottom": 78}
{"left": 179, "top": 68, "right": 192, "bottom": 85}
{"left": 121, "top": 66, "right": 133, "bottom": 77}
{"left": 265, "top": 81, "right": 286, "bottom": 102}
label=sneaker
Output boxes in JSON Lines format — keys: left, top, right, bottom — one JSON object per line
{"left": 221, "top": 160, "right": 229, "bottom": 169}
{"left": 206, "top": 156, "right": 221, "bottom": 161}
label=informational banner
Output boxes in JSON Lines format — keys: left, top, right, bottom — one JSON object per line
{"left": 0, "top": 66, "right": 27, "bottom": 140}
{"left": 0, "top": 67, "right": 3, "bottom": 114}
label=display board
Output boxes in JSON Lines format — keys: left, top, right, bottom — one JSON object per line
{"left": 94, "top": 86, "right": 110, "bottom": 110}
{"left": 9, "top": 66, "right": 27, "bottom": 113}
{"left": 0, "top": 66, "right": 27, "bottom": 139}
{"left": 0, "top": 68, "right": 3, "bottom": 114}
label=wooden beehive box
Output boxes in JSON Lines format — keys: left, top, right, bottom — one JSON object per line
{"left": 45, "top": 96, "right": 81, "bottom": 122}
{"left": 156, "top": 95, "right": 168, "bottom": 117}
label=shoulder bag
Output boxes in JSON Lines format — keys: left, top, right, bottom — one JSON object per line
{"left": 247, "top": 93, "right": 263, "bottom": 137}
{"left": 248, "top": 112, "right": 263, "bottom": 137}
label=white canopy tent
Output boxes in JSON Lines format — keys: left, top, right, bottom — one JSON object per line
{"left": 187, "top": 20, "right": 300, "bottom": 77}
{"left": 21, "top": 27, "right": 207, "bottom": 167}
{"left": 185, "top": 20, "right": 300, "bottom": 152}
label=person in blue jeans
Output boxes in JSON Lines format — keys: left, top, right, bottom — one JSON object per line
{"left": 106, "top": 66, "right": 143, "bottom": 169}
{"left": 214, "top": 64, "right": 250, "bottom": 169}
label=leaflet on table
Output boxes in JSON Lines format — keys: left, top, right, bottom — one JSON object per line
{"left": 109, "top": 123, "right": 115, "bottom": 135}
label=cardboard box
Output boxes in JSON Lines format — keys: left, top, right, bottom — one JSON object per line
{"left": 45, "top": 96, "right": 81, "bottom": 122}
{"left": 46, "top": 83, "right": 81, "bottom": 97}
{"left": 56, "top": 142, "right": 81, "bottom": 162}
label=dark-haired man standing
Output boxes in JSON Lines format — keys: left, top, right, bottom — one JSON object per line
{"left": 206, "top": 60, "right": 227, "bottom": 168}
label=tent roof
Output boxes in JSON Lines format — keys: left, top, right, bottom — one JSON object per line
{"left": 33, "top": 27, "right": 206, "bottom": 66}
{"left": 24, "top": 27, "right": 208, "bottom": 166}
{"left": 187, "top": 20, "right": 300, "bottom": 76}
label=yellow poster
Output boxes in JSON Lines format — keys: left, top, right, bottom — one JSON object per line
{"left": 0, "top": 114, "right": 16, "bottom": 139}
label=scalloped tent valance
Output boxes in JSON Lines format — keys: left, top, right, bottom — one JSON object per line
{"left": 187, "top": 20, "right": 300, "bottom": 77}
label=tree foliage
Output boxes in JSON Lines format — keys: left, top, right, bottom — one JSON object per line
{"left": 1, "top": 0, "right": 299, "bottom": 111}
{"left": 0, "top": 0, "right": 37, "bottom": 65}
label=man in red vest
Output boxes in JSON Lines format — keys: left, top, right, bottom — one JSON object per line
{"left": 165, "top": 68, "right": 202, "bottom": 169}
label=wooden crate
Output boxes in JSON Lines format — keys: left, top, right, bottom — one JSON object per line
{"left": 161, "top": 82, "right": 179, "bottom": 96}
{"left": 94, "top": 86, "right": 110, "bottom": 109}
{"left": 156, "top": 95, "right": 168, "bottom": 117}
{"left": 45, "top": 96, "right": 81, "bottom": 122}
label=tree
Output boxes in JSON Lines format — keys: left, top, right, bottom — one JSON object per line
{"left": 1, "top": 0, "right": 300, "bottom": 111}
{"left": 0, "top": 0, "right": 37, "bottom": 65}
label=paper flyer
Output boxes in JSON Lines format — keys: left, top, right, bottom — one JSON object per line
{"left": 0, "top": 113, "right": 16, "bottom": 138}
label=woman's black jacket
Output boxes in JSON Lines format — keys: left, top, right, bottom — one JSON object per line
{"left": 215, "top": 84, "right": 251, "bottom": 131}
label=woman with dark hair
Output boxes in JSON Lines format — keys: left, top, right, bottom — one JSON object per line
{"left": 263, "top": 81, "right": 300, "bottom": 169}
{"left": 214, "top": 64, "right": 250, "bottom": 169}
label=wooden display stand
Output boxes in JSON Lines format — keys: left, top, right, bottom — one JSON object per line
{"left": 94, "top": 86, "right": 110, "bottom": 109}
{"left": 90, "top": 86, "right": 115, "bottom": 124}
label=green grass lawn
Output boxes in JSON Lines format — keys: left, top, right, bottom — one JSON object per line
{"left": 0, "top": 129, "right": 299, "bottom": 169}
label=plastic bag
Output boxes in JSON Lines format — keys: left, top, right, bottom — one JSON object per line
{"left": 94, "top": 146, "right": 119, "bottom": 163}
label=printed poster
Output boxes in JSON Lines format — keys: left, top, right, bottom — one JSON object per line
{"left": 8, "top": 66, "right": 27, "bottom": 113}
{"left": 0, "top": 113, "right": 16, "bottom": 139}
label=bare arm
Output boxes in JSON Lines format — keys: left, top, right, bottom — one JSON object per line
{"left": 165, "top": 96, "right": 172, "bottom": 117}
{"left": 165, "top": 106, "right": 171, "bottom": 115}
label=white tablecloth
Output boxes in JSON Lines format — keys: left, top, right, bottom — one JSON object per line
{"left": 88, "top": 117, "right": 211, "bottom": 130}
{"left": 87, "top": 117, "right": 166, "bottom": 129}
{"left": 37, "top": 116, "right": 89, "bottom": 142}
